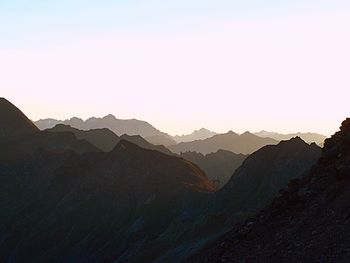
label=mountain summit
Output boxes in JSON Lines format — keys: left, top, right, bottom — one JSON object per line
{"left": 0, "top": 98, "right": 39, "bottom": 139}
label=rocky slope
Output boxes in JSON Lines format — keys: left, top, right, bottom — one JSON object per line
{"left": 186, "top": 118, "right": 350, "bottom": 263}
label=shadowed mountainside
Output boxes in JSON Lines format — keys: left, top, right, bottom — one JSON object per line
{"left": 146, "top": 135, "right": 177, "bottom": 146}
{"left": 186, "top": 119, "right": 350, "bottom": 263}
{"left": 0, "top": 140, "right": 214, "bottom": 263}
{"left": 180, "top": 150, "right": 247, "bottom": 188}
{"left": 170, "top": 131, "right": 278, "bottom": 155}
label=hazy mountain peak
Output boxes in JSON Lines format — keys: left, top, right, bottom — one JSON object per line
{"left": 102, "top": 114, "right": 117, "bottom": 120}
{"left": 173, "top": 128, "right": 217, "bottom": 143}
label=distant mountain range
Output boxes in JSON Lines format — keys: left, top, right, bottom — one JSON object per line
{"left": 255, "top": 130, "right": 327, "bottom": 145}
{"left": 170, "top": 131, "right": 279, "bottom": 155}
{"left": 173, "top": 128, "right": 217, "bottom": 143}
{"left": 35, "top": 115, "right": 173, "bottom": 140}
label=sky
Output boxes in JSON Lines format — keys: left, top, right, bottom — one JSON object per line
{"left": 1, "top": 0, "right": 349, "bottom": 136}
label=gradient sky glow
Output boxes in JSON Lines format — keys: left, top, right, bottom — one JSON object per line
{"left": 1, "top": 1, "right": 349, "bottom": 136}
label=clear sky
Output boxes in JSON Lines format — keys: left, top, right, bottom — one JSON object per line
{"left": 1, "top": 0, "right": 349, "bottom": 136}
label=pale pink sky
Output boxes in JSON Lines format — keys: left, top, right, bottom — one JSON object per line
{"left": 1, "top": 9, "right": 349, "bottom": 136}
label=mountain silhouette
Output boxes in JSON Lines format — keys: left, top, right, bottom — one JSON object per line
{"left": 35, "top": 114, "right": 173, "bottom": 140}
{"left": 180, "top": 150, "right": 247, "bottom": 188}
{"left": 0, "top": 99, "right": 215, "bottom": 262}
{"left": 255, "top": 130, "right": 327, "bottom": 146}
{"left": 47, "top": 124, "right": 120, "bottom": 152}
{"left": 186, "top": 120, "right": 350, "bottom": 262}
{"left": 145, "top": 134, "right": 177, "bottom": 146}
{"left": 173, "top": 128, "right": 217, "bottom": 143}
{"left": 215, "top": 137, "right": 321, "bottom": 217}
{"left": 120, "top": 134, "right": 176, "bottom": 156}
{"left": 169, "top": 131, "right": 278, "bottom": 154}
{"left": 0, "top": 98, "right": 39, "bottom": 140}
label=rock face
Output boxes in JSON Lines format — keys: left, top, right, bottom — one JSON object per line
{"left": 35, "top": 114, "right": 172, "bottom": 140}
{"left": 180, "top": 150, "right": 247, "bottom": 188}
{"left": 0, "top": 98, "right": 39, "bottom": 140}
{"left": 186, "top": 118, "right": 350, "bottom": 263}
{"left": 170, "top": 131, "right": 278, "bottom": 155}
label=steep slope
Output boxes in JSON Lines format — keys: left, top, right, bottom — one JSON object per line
{"left": 170, "top": 131, "right": 278, "bottom": 154}
{"left": 47, "top": 124, "right": 120, "bottom": 152}
{"left": 187, "top": 119, "right": 350, "bottom": 263}
{"left": 173, "top": 128, "right": 217, "bottom": 143}
{"left": 0, "top": 98, "right": 39, "bottom": 140}
{"left": 0, "top": 140, "right": 214, "bottom": 263}
{"left": 35, "top": 114, "right": 172, "bottom": 139}
{"left": 255, "top": 130, "right": 327, "bottom": 146}
{"left": 180, "top": 150, "right": 247, "bottom": 188}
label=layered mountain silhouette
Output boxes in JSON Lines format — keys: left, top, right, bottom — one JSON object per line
{"left": 0, "top": 99, "right": 215, "bottom": 262}
{"left": 47, "top": 124, "right": 120, "bottom": 152}
{"left": 173, "top": 128, "right": 217, "bottom": 143}
{"left": 255, "top": 130, "right": 327, "bottom": 146}
{"left": 35, "top": 114, "right": 173, "bottom": 140}
{"left": 180, "top": 150, "right": 247, "bottom": 188}
{"left": 3, "top": 98, "right": 343, "bottom": 263}
{"left": 0, "top": 98, "right": 39, "bottom": 140}
{"left": 170, "top": 131, "right": 278, "bottom": 154}
{"left": 187, "top": 119, "right": 350, "bottom": 262}
{"left": 0, "top": 100, "right": 99, "bottom": 158}
{"left": 46, "top": 124, "right": 175, "bottom": 156}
